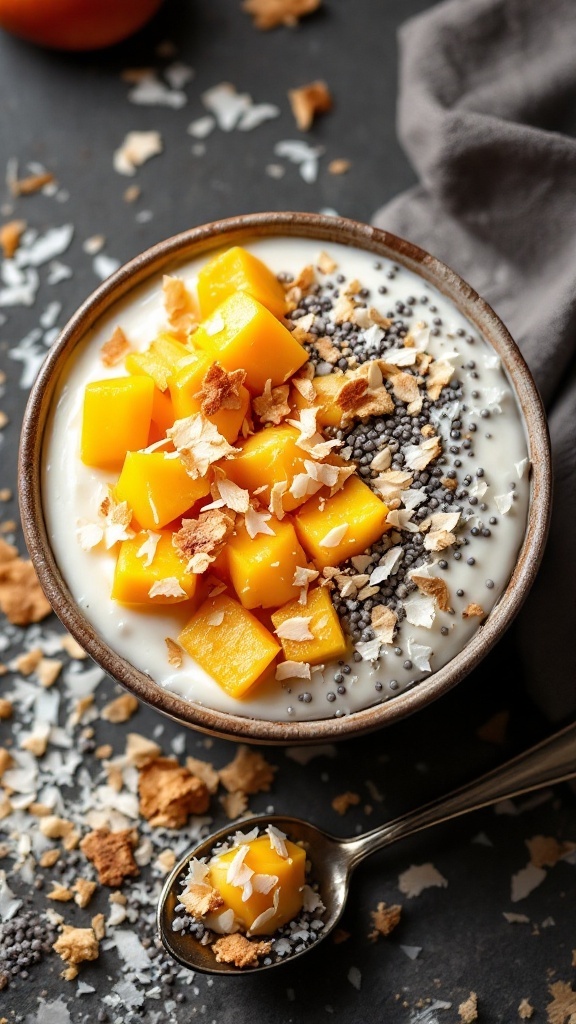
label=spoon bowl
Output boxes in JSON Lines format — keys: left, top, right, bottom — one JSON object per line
{"left": 158, "top": 719, "right": 576, "bottom": 975}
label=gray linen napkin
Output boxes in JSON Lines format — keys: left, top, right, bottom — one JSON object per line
{"left": 372, "top": 0, "right": 576, "bottom": 720}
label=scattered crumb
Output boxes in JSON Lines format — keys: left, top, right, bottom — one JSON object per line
{"left": 72, "top": 879, "right": 97, "bottom": 909}
{"left": 36, "top": 657, "right": 63, "bottom": 688}
{"left": 332, "top": 791, "right": 361, "bottom": 815}
{"left": 220, "top": 790, "right": 249, "bottom": 819}
{"left": 398, "top": 862, "right": 448, "bottom": 898}
{"left": 124, "top": 184, "right": 141, "bottom": 203}
{"left": 185, "top": 755, "right": 220, "bottom": 794}
{"left": 100, "top": 326, "right": 132, "bottom": 367}
{"left": 165, "top": 637, "right": 183, "bottom": 668}
{"left": 219, "top": 745, "right": 276, "bottom": 795}
{"left": 0, "top": 537, "right": 51, "bottom": 625}
{"left": 125, "top": 732, "right": 162, "bottom": 767}
{"left": 47, "top": 883, "right": 74, "bottom": 902}
{"left": 288, "top": 80, "right": 332, "bottom": 131}
{"left": 113, "top": 130, "right": 163, "bottom": 176}
{"left": 14, "top": 647, "right": 43, "bottom": 674}
{"left": 526, "top": 835, "right": 576, "bottom": 868}
{"left": 60, "top": 634, "right": 88, "bottom": 659}
{"left": 368, "top": 901, "right": 402, "bottom": 941}
{"left": 518, "top": 998, "right": 534, "bottom": 1019}
{"left": 328, "top": 159, "right": 351, "bottom": 175}
{"left": 138, "top": 757, "right": 210, "bottom": 827}
{"left": 10, "top": 171, "right": 54, "bottom": 196}
{"left": 546, "top": 981, "right": 576, "bottom": 1024}
{"left": 80, "top": 829, "right": 139, "bottom": 887}
{"left": 243, "top": 0, "right": 321, "bottom": 30}
{"left": 0, "top": 699, "right": 12, "bottom": 719}
{"left": 101, "top": 693, "right": 139, "bottom": 724}
{"left": 195, "top": 362, "right": 246, "bottom": 416}
{"left": 53, "top": 925, "right": 99, "bottom": 979}
{"left": 0, "top": 219, "right": 26, "bottom": 259}
{"left": 211, "top": 933, "right": 272, "bottom": 968}
{"left": 462, "top": 603, "right": 486, "bottom": 619}
{"left": 458, "top": 992, "right": 478, "bottom": 1023}
{"left": 180, "top": 883, "right": 224, "bottom": 918}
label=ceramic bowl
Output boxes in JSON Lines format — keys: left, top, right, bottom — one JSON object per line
{"left": 18, "top": 212, "right": 551, "bottom": 744}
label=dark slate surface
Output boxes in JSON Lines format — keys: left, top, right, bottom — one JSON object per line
{"left": 0, "top": 1, "right": 575, "bottom": 1022}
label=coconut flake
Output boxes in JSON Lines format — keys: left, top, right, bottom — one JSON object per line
{"left": 136, "top": 531, "right": 161, "bottom": 568}
{"left": 275, "top": 661, "right": 312, "bottom": 681}
{"left": 167, "top": 414, "right": 236, "bottom": 479}
{"left": 494, "top": 491, "right": 515, "bottom": 514}
{"left": 217, "top": 478, "right": 250, "bottom": 513}
{"left": 148, "top": 578, "right": 187, "bottom": 600}
{"left": 266, "top": 824, "right": 289, "bottom": 858}
{"left": 406, "top": 639, "right": 432, "bottom": 673}
{"left": 369, "top": 547, "right": 403, "bottom": 585}
{"left": 403, "top": 592, "right": 436, "bottom": 629}
{"left": 275, "top": 617, "right": 314, "bottom": 641}
{"left": 398, "top": 862, "right": 448, "bottom": 898}
{"left": 244, "top": 507, "right": 275, "bottom": 539}
{"left": 319, "top": 524, "right": 348, "bottom": 548}
{"left": 404, "top": 436, "right": 442, "bottom": 471}
{"left": 247, "top": 887, "right": 280, "bottom": 935}
{"left": 511, "top": 863, "right": 547, "bottom": 902}
{"left": 113, "top": 131, "right": 163, "bottom": 176}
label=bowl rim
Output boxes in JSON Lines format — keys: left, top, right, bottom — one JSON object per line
{"left": 18, "top": 211, "right": 552, "bottom": 744}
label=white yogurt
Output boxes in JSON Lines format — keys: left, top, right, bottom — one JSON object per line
{"left": 43, "top": 237, "right": 530, "bottom": 721}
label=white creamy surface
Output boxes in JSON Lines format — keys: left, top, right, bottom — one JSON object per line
{"left": 43, "top": 236, "right": 531, "bottom": 721}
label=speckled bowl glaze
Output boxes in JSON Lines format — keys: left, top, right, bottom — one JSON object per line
{"left": 18, "top": 213, "right": 552, "bottom": 744}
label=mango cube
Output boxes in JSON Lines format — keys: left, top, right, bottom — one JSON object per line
{"left": 223, "top": 425, "right": 312, "bottom": 513}
{"left": 115, "top": 450, "right": 210, "bottom": 530}
{"left": 151, "top": 387, "right": 175, "bottom": 436}
{"left": 197, "top": 246, "right": 287, "bottom": 321}
{"left": 169, "top": 353, "right": 250, "bottom": 443}
{"left": 208, "top": 836, "right": 306, "bottom": 935}
{"left": 292, "top": 372, "right": 347, "bottom": 428}
{"left": 295, "top": 475, "right": 390, "bottom": 569}
{"left": 81, "top": 376, "right": 154, "bottom": 470}
{"left": 125, "top": 332, "right": 192, "bottom": 391}
{"left": 227, "top": 516, "right": 307, "bottom": 609}
{"left": 193, "top": 292, "right": 307, "bottom": 393}
{"left": 112, "top": 531, "right": 197, "bottom": 606}
{"left": 271, "top": 586, "right": 348, "bottom": 665}
{"left": 178, "top": 593, "right": 280, "bottom": 699}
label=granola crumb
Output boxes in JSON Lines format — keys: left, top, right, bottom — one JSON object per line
{"left": 73, "top": 879, "right": 98, "bottom": 909}
{"left": 180, "top": 883, "right": 224, "bottom": 918}
{"left": 10, "top": 170, "right": 54, "bottom": 196}
{"left": 243, "top": 0, "right": 321, "bottom": 30}
{"left": 101, "top": 692, "right": 139, "bottom": 723}
{"left": 185, "top": 755, "right": 220, "bottom": 794}
{"left": 328, "top": 159, "right": 351, "bottom": 175}
{"left": 211, "top": 932, "right": 273, "bottom": 968}
{"left": 53, "top": 925, "right": 99, "bottom": 977}
{"left": 0, "top": 538, "right": 51, "bottom": 625}
{"left": 218, "top": 745, "right": 276, "bottom": 795}
{"left": 288, "top": 80, "right": 332, "bottom": 131}
{"left": 220, "top": 790, "right": 249, "bottom": 819}
{"left": 368, "top": 901, "right": 402, "bottom": 941}
{"left": 138, "top": 757, "right": 210, "bottom": 828}
{"left": 518, "top": 998, "right": 534, "bottom": 1019}
{"left": 0, "top": 699, "right": 12, "bottom": 719}
{"left": 59, "top": 634, "right": 88, "bottom": 659}
{"left": 462, "top": 603, "right": 485, "bottom": 619}
{"left": 332, "top": 791, "right": 361, "bottom": 815}
{"left": 458, "top": 992, "right": 478, "bottom": 1023}
{"left": 0, "top": 219, "right": 26, "bottom": 259}
{"left": 80, "top": 828, "right": 139, "bottom": 887}
{"left": 47, "top": 883, "right": 74, "bottom": 902}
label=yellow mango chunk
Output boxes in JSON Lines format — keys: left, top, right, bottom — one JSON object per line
{"left": 112, "top": 531, "right": 197, "bottom": 606}
{"left": 227, "top": 516, "right": 307, "bottom": 609}
{"left": 169, "top": 354, "right": 250, "bottom": 444}
{"left": 224, "top": 425, "right": 312, "bottom": 513}
{"left": 178, "top": 594, "right": 280, "bottom": 699}
{"left": 197, "top": 246, "right": 287, "bottom": 321}
{"left": 271, "top": 586, "right": 348, "bottom": 665}
{"left": 292, "top": 372, "right": 347, "bottom": 428}
{"left": 115, "top": 451, "right": 210, "bottom": 530}
{"left": 125, "top": 332, "right": 192, "bottom": 391}
{"left": 151, "top": 387, "right": 175, "bottom": 436}
{"left": 209, "top": 835, "right": 306, "bottom": 935}
{"left": 295, "top": 475, "right": 390, "bottom": 569}
{"left": 81, "top": 376, "right": 154, "bottom": 470}
{"left": 193, "top": 292, "right": 307, "bottom": 393}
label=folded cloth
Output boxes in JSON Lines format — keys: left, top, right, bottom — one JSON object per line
{"left": 372, "top": 0, "right": 576, "bottom": 720}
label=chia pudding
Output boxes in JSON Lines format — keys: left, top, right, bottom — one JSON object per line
{"left": 42, "top": 237, "right": 531, "bottom": 722}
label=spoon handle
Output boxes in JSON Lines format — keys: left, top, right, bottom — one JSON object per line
{"left": 343, "top": 719, "right": 576, "bottom": 870}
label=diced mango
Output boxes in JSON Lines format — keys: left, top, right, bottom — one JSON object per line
{"left": 125, "top": 332, "right": 192, "bottom": 391}
{"left": 151, "top": 387, "right": 175, "bottom": 436}
{"left": 271, "top": 586, "right": 348, "bottom": 665}
{"left": 169, "top": 353, "right": 250, "bottom": 444}
{"left": 80, "top": 376, "right": 154, "bottom": 470}
{"left": 295, "top": 476, "right": 390, "bottom": 569}
{"left": 197, "top": 246, "right": 287, "bottom": 322}
{"left": 115, "top": 450, "right": 210, "bottom": 530}
{"left": 292, "top": 372, "right": 347, "bottom": 428}
{"left": 227, "top": 516, "right": 307, "bottom": 609}
{"left": 178, "top": 593, "right": 280, "bottom": 698}
{"left": 208, "top": 836, "right": 306, "bottom": 935}
{"left": 223, "top": 425, "right": 312, "bottom": 513}
{"left": 193, "top": 292, "right": 307, "bottom": 393}
{"left": 112, "top": 531, "right": 196, "bottom": 606}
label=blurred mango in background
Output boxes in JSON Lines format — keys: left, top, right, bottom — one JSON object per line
{"left": 0, "top": 0, "right": 164, "bottom": 50}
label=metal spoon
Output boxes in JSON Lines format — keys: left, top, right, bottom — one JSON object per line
{"left": 158, "top": 720, "right": 576, "bottom": 975}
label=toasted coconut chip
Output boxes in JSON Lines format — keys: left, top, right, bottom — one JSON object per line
{"left": 427, "top": 359, "right": 454, "bottom": 400}
{"left": 220, "top": 790, "right": 249, "bottom": 819}
{"left": 462, "top": 603, "right": 486, "bottom": 619}
{"left": 10, "top": 171, "right": 54, "bottom": 196}
{"left": 368, "top": 901, "right": 402, "bottom": 941}
{"left": 317, "top": 250, "right": 338, "bottom": 273}
{"left": 139, "top": 757, "right": 210, "bottom": 828}
{"left": 186, "top": 755, "right": 220, "bottom": 794}
{"left": 293, "top": 564, "right": 319, "bottom": 604}
{"left": 288, "top": 80, "right": 332, "bottom": 131}
{"left": 195, "top": 362, "right": 246, "bottom": 415}
{"left": 404, "top": 435, "right": 442, "bottom": 471}
{"left": 331, "top": 294, "right": 358, "bottom": 324}
{"left": 181, "top": 883, "right": 224, "bottom": 918}
{"left": 168, "top": 413, "right": 236, "bottom": 479}
{"left": 136, "top": 530, "right": 161, "bottom": 568}
{"left": 313, "top": 336, "right": 341, "bottom": 364}
{"left": 370, "top": 604, "right": 398, "bottom": 644}
{"left": 319, "top": 523, "right": 349, "bottom": 548}
{"left": 337, "top": 369, "right": 395, "bottom": 424}
{"left": 287, "top": 407, "right": 342, "bottom": 460}
{"left": 219, "top": 745, "right": 276, "bottom": 795}
{"left": 269, "top": 480, "right": 288, "bottom": 520}
{"left": 421, "top": 511, "right": 461, "bottom": 534}
{"left": 165, "top": 637, "right": 183, "bottom": 668}
{"left": 148, "top": 577, "right": 187, "bottom": 599}
{"left": 173, "top": 508, "right": 235, "bottom": 573}
{"left": 328, "top": 158, "right": 351, "bottom": 175}
{"left": 217, "top": 477, "right": 250, "bottom": 513}
{"left": 79, "top": 488, "right": 134, "bottom": 550}
{"left": 386, "top": 509, "right": 419, "bottom": 533}
{"left": 398, "top": 861, "right": 448, "bottom": 898}
{"left": 101, "top": 693, "right": 139, "bottom": 724}
{"left": 47, "top": 883, "right": 74, "bottom": 903}
{"left": 332, "top": 791, "right": 360, "bottom": 815}
{"left": 212, "top": 932, "right": 273, "bottom": 968}
{"left": 373, "top": 469, "right": 413, "bottom": 504}
{"left": 0, "top": 219, "right": 26, "bottom": 259}
{"left": 518, "top": 999, "right": 534, "bottom": 1020}
{"left": 379, "top": 365, "right": 422, "bottom": 411}
{"left": 113, "top": 130, "right": 163, "bottom": 176}
{"left": 253, "top": 379, "right": 291, "bottom": 425}
{"left": 0, "top": 537, "right": 51, "bottom": 625}
{"left": 100, "top": 326, "right": 131, "bottom": 367}
{"left": 424, "top": 529, "right": 456, "bottom": 551}
{"left": 275, "top": 660, "right": 312, "bottom": 681}
{"left": 275, "top": 615, "right": 314, "bottom": 641}
{"left": 411, "top": 574, "right": 452, "bottom": 612}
